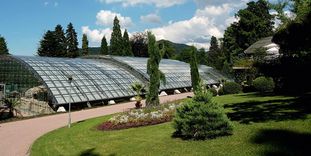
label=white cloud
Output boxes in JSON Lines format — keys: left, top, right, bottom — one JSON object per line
{"left": 54, "top": 2, "right": 58, "bottom": 7}
{"left": 82, "top": 26, "right": 112, "bottom": 46}
{"left": 99, "top": 0, "right": 186, "bottom": 8}
{"left": 96, "top": 10, "right": 133, "bottom": 27}
{"left": 151, "top": 16, "right": 222, "bottom": 50}
{"left": 150, "top": 3, "right": 241, "bottom": 49}
{"left": 44, "top": 2, "right": 49, "bottom": 6}
{"left": 194, "top": 0, "right": 251, "bottom": 8}
{"left": 149, "top": 1, "right": 250, "bottom": 50}
{"left": 140, "top": 13, "right": 161, "bottom": 23}
{"left": 195, "top": 4, "right": 231, "bottom": 16}
{"left": 82, "top": 10, "right": 133, "bottom": 46}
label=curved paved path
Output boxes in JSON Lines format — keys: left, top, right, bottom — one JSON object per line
{"left": 0, "top": 92, "right": 193, "bottom": 156}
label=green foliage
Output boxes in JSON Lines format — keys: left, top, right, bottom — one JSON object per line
{"left": 131, "top": 82, "right": 144, "bottom": 97}
{"left": 100, "top": 36, "right": 109, "bottom": 55}
{"left": 176, "top": 47, "right": 192, "bottom": 63}
{"left": 190, "top": 46, "right": 201, "bottom": 94}
{"left": 37, "top": 30, "right": 58, "bottom": 57}
{"left": 267, "top": 0, "right": 311, "bottom": 92}
{"left": 223, "top": 82, "right": 242, "bottom": 94}
{"left": 37, "top": 24, "right": 68, "bottom": 57}
{"left": 82, "top": 34, "right": 89, "bottom": 56}
{"left": 158, "top": 40, "right": 176, "bottom": 59}
{"left": 2, "top": 98, "right": 22, "bottom": 118}
{"left": 233, "top": 58, "right": 253, "bottom": 67}
{"left": 222, "top": 60, "right": 232, "bottom": 76}
{"left": 130, "top": 32, "right": 148, "bottom": 57}
{"left": 173, "top": 92, "right": 233, "bottom": 140}
{"left": 54, "top": 25, "right": 67, "bottom": 57}
{"left": 207, "top": 88, "right": 218, "bottom": 96}
{"left": 31, "top": 93, "right": 310, "bottom": 156}
{"left": 65, "top": 23, "right": 79, "bottom": 58}
{"left": 269, "top": 0, "right": 291, "bottom": 29}
{"left": 196, "top": 48, "right": 207, "bottom": 65}
{"left": 207, "top": 36, "right": 224, "bottom": 69}
{"left": 223, "top": 0, "right": 274, "bottom": 63}
{"left": 253, "top": 76, "right": 275, "bottom": 93}
{"left": 146, "top": 32, "right": 165, "bottom": 107}
{"left": 110, "top": 16, "right": 123, "bottom": 56}
{"left": 272, "top": 1, "right": 311, "bottom": 55}
{"left": 122, "top": 29, "right": 133, "bottom": 56}
{"left": 0, "top": 35, "right": 9, "bottom": 55}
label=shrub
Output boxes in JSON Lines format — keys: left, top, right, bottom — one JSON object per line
{"left": 173, "top": 92, "right": 233, "bottom": 140}
{"left": 253, "top": 76, "right": 275, "bottom": 93}
{"left": 207, "top": 88, "right": 217, "bottom": 96}
{"left": 223, "top": 82, "right": 242, "bottom": 94}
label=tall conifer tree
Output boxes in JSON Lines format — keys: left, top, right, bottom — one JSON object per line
{"left": 207, "top": 36, "right": 223, "bottom": 69}
{"left": 110, "top": 16, "right": 123, "bottom": 55}
{"left": 0, "top": 36, "right": 9, "bottom": 55}
{"left": 37, "top": 30, "right": 58, "bottom": 57}
{"left": 65, "top": 22, "right": 79, "bottom": 58}
{"left": 82, "top": 34, "right": 89, "bottom": 56}
{"left": 100, "top": 36, "right": 109, "bottom": 55}
{"left": 190, "top": 46, "right": 201, "bottom": 94}
{"left": 54, "top": 24, "right": 67, "bottom": 57}
{"left": 146, "top": 32, "right": 165, "bottom": 107}
{"left": 122, "top": 29, "right": 133, "bottom": 56}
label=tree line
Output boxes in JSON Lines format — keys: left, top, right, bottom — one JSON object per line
{"left": 37, "top": 16, "right": 133, "bottom": 57}
{"left": 37, "top": 23, "right": 79, "bottom": 57}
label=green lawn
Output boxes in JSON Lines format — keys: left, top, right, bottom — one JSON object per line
{"left": 31, "top": 93, "right": 311, "bottom": 156}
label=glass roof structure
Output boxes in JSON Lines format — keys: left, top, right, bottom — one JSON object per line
{"left": 1, "top": 55, "right": 227, "bottom": 105}
{"left": 112, "top": 56, "right": 225, "bottom": 90}
{"left": 13, "top": 56, "right": 141, "bottom": 105}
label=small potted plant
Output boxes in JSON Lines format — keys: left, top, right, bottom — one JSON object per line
{"left": 131, "top": 82, "right": 144, "bottom": 109}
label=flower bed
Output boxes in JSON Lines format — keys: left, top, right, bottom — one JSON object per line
{"left": 98, "top": 103, "right": 179, "bottom": 131}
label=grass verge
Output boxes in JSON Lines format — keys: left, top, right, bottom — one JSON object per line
{"left": 31, "top": 93, "right": 311, "bottom": 156}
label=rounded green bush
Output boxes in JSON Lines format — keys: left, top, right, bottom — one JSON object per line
{"left": 223, "top": 82, "right": 242, "bottom": 94}
{"left": 253, "top": 76, "right": 275, "bottom": 93}
{"left": 173, "top": 92, "right": 233, "bottom": 140}
{"left": 207, "top": 88, "right": 218, "bottom": 96}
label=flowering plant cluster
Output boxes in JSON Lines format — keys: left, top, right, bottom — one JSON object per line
{"left": 98, "top": 103, "right": 179, "bottom": 130}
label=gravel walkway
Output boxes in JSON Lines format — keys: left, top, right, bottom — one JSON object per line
{"left": 0, "top": 92, "right": 193, "bottom": 156}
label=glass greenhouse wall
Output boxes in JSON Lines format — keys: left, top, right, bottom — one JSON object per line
{"left": 0, "top": 55, "right": 228, "bottom": 107}
{"left": 0, "top": 56, "right": 41, "bottom": 94}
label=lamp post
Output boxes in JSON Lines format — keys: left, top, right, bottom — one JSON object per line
{"left": 67, "top": 75, "right": 73, "bottom": 128}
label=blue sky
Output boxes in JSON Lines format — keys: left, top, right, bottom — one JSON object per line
{"left": 0, "top": 0, "right": 255, "bottom": 56}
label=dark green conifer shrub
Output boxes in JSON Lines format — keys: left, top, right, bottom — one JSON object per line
{"left": 173, "top": 92, "right": 233, "bottom": 140}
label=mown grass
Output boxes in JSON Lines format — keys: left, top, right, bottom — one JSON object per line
{"left": 31, "top": 93, "right": 311, "bottom": 156}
